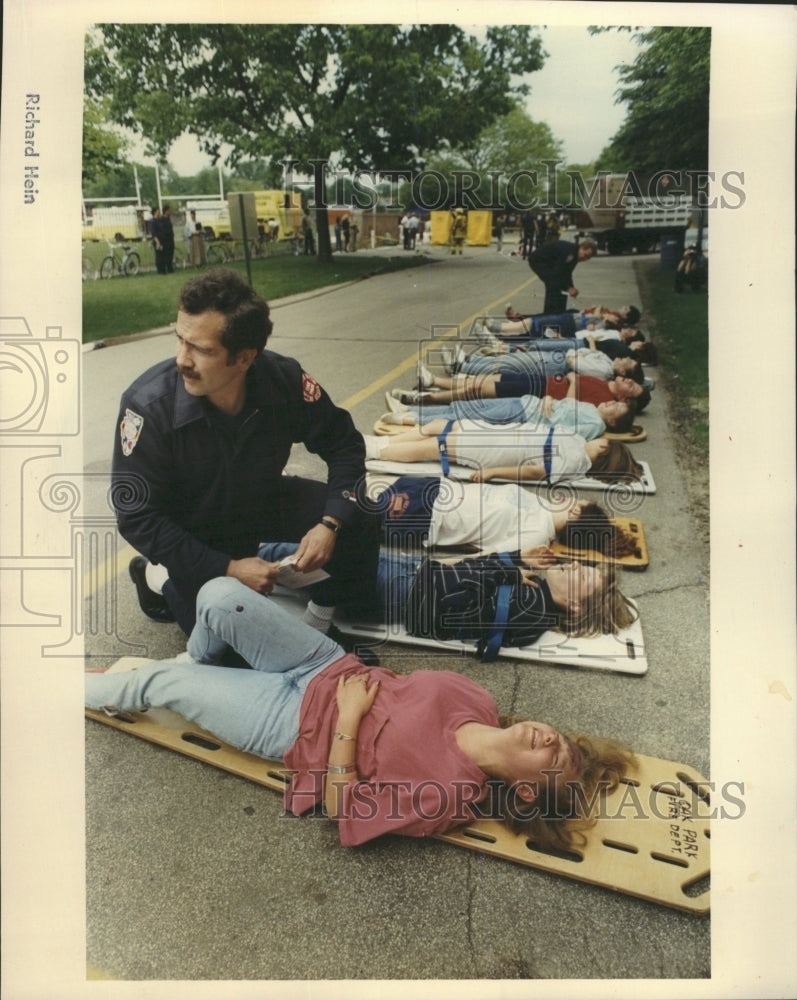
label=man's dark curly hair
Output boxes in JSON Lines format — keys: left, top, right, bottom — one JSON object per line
{"left": 178, "top": 267, "right": 273, "bottom": 358}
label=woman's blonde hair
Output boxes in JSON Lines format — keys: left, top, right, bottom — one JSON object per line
{"left": 560, "top": 562, "right": 638, "bottom": 637}
{"left": 482, "top": 723, "right": 638, "bottom": 853}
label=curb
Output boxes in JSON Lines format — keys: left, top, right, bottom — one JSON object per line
{"left": 84, "top": 252, "right": 437, "bottom": 352}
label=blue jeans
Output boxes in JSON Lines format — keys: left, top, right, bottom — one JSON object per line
{"left": 413, "top": 397, "right": 544, "bottom": 425}
{"left": 85, "top": 550, "right": 423, "bottom": 756}
{"left": 85, "top": 576, "right": 345, "bottom": 760}
{"left": 259, "top": 541, "right": 421, "bottom": 626}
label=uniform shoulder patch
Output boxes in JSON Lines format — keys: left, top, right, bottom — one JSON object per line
{"left": 302, "top": 372, "right": 322, "bottom": 402}
{"left": 120, "top": 408, "right": 144, "bottom": 456}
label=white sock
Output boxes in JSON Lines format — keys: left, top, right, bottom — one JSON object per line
{"left": 144, "top": 561, "right": 169, "bottom": 595}
{"left": 301, "top": 601, "right": 336, "bottom": 633}
{"left": 363, "top": 435, "right": 384, "bottom": 460}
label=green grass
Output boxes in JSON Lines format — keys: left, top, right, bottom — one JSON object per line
{"left": 82, "top": 252, "right": 433, "bottom": 344}
{"left": 634, "top": 260, "right": 709, "bottom": 455}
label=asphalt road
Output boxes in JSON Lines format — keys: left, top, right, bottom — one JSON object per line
{"left": 83, "top": 239, "right": 710, "bottom": 982}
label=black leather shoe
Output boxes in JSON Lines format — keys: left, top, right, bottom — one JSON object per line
{"left": 326, "top": 624, "right": 380, "bottom": 667}
{"left": 128, "top": 557, "right": 176, "bottom": 623}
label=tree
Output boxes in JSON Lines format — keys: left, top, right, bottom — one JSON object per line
{"left": 593, "top": 26, "right": 710, "bottom": 174}
{"left": 85, "top": 24, "right": 547, "bottom": 260}
{"left": 82, "top": 97, "right": 130, "bottom": 185}
{"left": 553, "top": 163, "right": 599, "bottom": 211}
{"left": 462, "top": 108, "right": 563, "bottom": 174}
{"left": 389, "top": 110, "right": 564, "bottom": 212}
{"left": 463, "top": 108, "right": 564, "bottom": 208}
{"left": 228, "top": 158, "right": 284, "bottom": 190}
{"left": 183, "top": 166, "right": 231, "bottom": 197}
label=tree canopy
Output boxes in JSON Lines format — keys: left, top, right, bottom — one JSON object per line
{"left": 86, "top": 24, "right": 546, "bottom": 170}
{"left": 86, "top": 23, "right": 547, "bottom": 257}
{"left": 594, "top": 26, "right": 710, "bottom": 174}
{"left": 406, "top": 108, "right": 564, "bottom": 211}
{"left": 82, "top": 97, "right": 130, "bottom": 185}
{"left": 462, "top": 107, "right": 563, "bottom": 174}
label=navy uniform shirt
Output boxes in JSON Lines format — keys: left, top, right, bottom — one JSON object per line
{"left": 528, "top": 239, "right": 580, "bottom": 288}
{"left": 112, "top": 350, "right": 366, "bottom": 588}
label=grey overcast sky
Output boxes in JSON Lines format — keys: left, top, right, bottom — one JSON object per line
{"left": 132, "top": 24, "right": 643, "bottom": 175}
{"left": 520, "top": 25, "right": 643, "bottom": 164}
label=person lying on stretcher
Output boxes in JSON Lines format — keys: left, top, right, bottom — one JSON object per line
{"left": 446, "top": 339, "right": 645, "bottom": 383}
{"left": 371, "top": 475, "right": 639, "bottom": 558}
{"left": 364, "top": 422, "right": 644, "bottom": 486}
{"left": 469, "top": 326, "right": 658, "bottom": 367}
{"left": 381, "top": 390, "right": 637, "bottom": 437}
{"left": 496, "top": 303, "right": 641, "bottom": 337}
{"left": 87, "top": 564, "right": 636, "bottom": 847}
{"left": 394, "top": 366, "right": 649, "bottom": 413}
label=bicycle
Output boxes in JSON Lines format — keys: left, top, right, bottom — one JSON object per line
{"left": 99, "top": 240, "right": 140, "bottom": 278}
{"left": 205, "top": 239, "right": 235, "bottom": 265}
{"left": 236, "top": 235, "right": 268, "bottom": 260}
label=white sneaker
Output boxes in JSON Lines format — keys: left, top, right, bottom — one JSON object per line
{"left": 379, "top": 411, "right": 415, "bottom": 425}
{"left": 175, "top": 650, "right": 198, "bottom": 664}
{"left": 384, "top": 391, "right": 408, "bottom": 414}
{"left": 394, "top": 389, "right": 422, "bottom": 405}
{"left": 440, "top": 348, "right": 455, "bottom": 373}
{"left": 417, "top": 362, "right": 435, "bottom": 389}
{"left": 473, "top": 322, "right": 492, "bottom": 344}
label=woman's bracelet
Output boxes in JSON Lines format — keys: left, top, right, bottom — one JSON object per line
{"left": 334, "top": 731, "right": 356, "bottom": 741}
{"left": 326, "top": 763, "right": 357, "bottom": 774}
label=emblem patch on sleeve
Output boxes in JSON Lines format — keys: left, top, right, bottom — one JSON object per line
{"left": 120, "top": 409, "right": 144, "bottom": 456}
{"left": 302, "top": 372, "right": 321, "bottom": 402}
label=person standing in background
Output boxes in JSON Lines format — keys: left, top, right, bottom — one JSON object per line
{"left": 185, "top": 209, "right": 207, "bottom": 268}
{"left": 527, "top": 239, "right": 597, "bottom": 313}
{"left": 159, "top": 205, "right": 176, "bottom": 274}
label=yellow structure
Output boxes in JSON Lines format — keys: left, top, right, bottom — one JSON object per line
{"left": 429, "top": 209, "right": 493, "bottom": 247}
{"left": 465, "top": 210, "right": 492, "bottom": 246}
{"left": 82, "top": 206, "right": 145, "bottom": 242}
{"left": 206, "top": 190, "right": 303, "bottom": 238}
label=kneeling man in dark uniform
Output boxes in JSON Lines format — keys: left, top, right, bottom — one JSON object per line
{"left": 113, "top": 268, "right": 381, "bottom": 659}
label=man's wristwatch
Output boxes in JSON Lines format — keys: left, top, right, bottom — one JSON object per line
{"left": 319, "top": 517, "right": 340, "bottom": 534}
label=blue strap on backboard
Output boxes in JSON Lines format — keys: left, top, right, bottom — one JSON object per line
{"left": 437, "top": 419, "right": 456, "bottom": 477}
{"left": 481, "top": 552, "right": 516, "bottom": 662}
{"left": 543, "top": 426, "right": 555, "bottom": 481}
